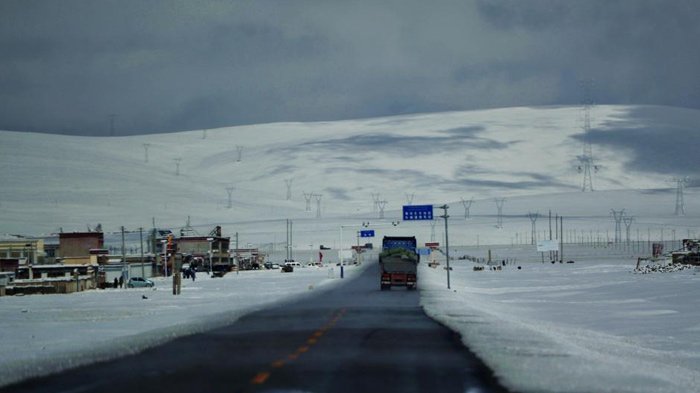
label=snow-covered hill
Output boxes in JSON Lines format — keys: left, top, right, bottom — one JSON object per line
{"left": 1, "top": 105, "right": 698, "bottom": 245}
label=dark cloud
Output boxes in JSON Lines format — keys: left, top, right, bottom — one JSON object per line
{"left": 0, "top": 0, "right": 699, "bottom": 135}
{"left": 578, "top": 106, "right": 700, "bottom": 176}
{"left": 324, "top": 187, "right": 351, "bottom": 201}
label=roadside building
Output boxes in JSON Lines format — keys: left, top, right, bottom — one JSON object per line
{"left": 58, "top": 232, "right": 104, "bottom": 264}
{"left": 0, "top": 239, "right": 45, "bottom": 265}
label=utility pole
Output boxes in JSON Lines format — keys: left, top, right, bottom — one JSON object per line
{"left": 174, "top": 158, "right": 182, "bottom": 176}
{"left": 430, "top": 220, "right": 436, "bottom": 242}
{"left": 285, "top": 179, "right": 293, "bottom": 200}
{"left": 225, "top": 186, "right": 234, "bottom": 209}
{"left": 142, "top": 143, "right": 150, "bottom": 163}
{"left": 235, "top": 145, "right": 244, "bottom": 162}
{"left": 560, "top": 216, "right": 564, "bottom": 262}
{"left": 461, "top": 197, "right": 473, "bottom": 219}
{"left": 121, "top": 226, "right": 126, "bottom": 284}
{"left": 139, "top": 227, "right": 145, "bottom": 278}
{"left": 438, "top": 204, "right": 451, "bottom": 289}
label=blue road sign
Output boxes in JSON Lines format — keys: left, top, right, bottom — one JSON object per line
{"left": 360, "top": 230, "right": 375, "bottom": 238}
{"left": 417, "top": 248, "right": 431, "bottom": 256}
{"left": 402, "top": 204, "right": 434, "bottom": 220}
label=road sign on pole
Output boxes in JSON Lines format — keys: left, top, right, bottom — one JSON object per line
{"left": 360, "top": 230, "right": 375, "bottom": 238}
{"left": 403, "top": 205, "right": 434, "bottom": 221}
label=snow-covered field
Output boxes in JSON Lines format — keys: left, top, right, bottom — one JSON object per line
{"left": 1, "top": 104, "right": 699, "bottom": 391}
{"left": 0, "top": 265, "right": 362, "bottom": 387}
{"left": 421, "top": 245, "right": 700, "bottom": 393}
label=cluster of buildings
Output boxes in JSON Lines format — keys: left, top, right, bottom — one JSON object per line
{"left": 0, "top": 226, "right": 264, "bottom": 296}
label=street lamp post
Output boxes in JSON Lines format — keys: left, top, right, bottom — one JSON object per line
{"left": 207, "top": 237, "right": 214, "bottom": 275}
{"left": 438, "top": 204, "right": 451, "bottom": 289}
{"left": 160, "top": 240, "right": 168, "bottom": 277}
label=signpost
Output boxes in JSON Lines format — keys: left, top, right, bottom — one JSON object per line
{"left": 360, "top": 230, "right": 375, "bottom": 238}
{"left": 417, "top": 248, "right": 432, "bottom": 256}
{"left": 403, "top": 205, "right": 434, "bottom": 221}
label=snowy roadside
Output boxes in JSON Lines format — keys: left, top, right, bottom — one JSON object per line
{"left": 419, "top": 248, "right": 700, "bottom": 393}
{"left": 0, "top": 265, "right": 362, "bottom": 387}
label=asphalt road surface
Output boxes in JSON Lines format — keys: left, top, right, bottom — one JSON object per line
{"left": 3, "top": 260, "right": 509, "bottom": 393}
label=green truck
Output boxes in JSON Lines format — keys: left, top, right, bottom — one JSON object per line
{"left": 379, "top": 236, "right": 418, "bottom": 290}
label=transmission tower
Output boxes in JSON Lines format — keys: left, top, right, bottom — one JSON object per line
{"left": 225, "top": 186, "right": 234, "bottom": 209}
{"left": 527, "top": 212, "right": 539, "bottom": 244}
{"left": 673, "top": 177, "right": 688, "bottom": 216}
{"left": 371, "top": 193, "right": 381, "bottom": 213}
{"left": 623, "top": 216, "right": 634, "bottom": 244}
{"left": 142, "top": 143, "right": 150, "bottom": 163}
{"left": 461, "top": 197, "right": 473, "bottom": 219}
{"left": 576, "top": 80, "right": 600, "bottom": 192}
{"left": 313, "top": 194, "right": 323, "bottom": 218}
{"left": 377, "top": 200, "right": 387, "bottom": 219}
{"left": 610, "top": 209, "right": 625, "bottom": 243}
{"left": 174, "top": 158, "right": 182, "bottom": 176}
{"left": 494, "top": 198, "right": 506, "bottom": 228}
{"left": 303, "top": 192, "right": 313, "bottom": 212}
{"left": 405, "top": 193, "right": 415, "bottom": 205}
{"left": 285, "top": 179, "right": 293, "bottom": 200}
{"left": 236, "top": 145, "right": 244, "bottom": 162}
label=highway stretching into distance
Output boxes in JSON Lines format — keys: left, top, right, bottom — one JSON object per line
{"left": 3, "top": 259, "right": 509, "bottom": 393}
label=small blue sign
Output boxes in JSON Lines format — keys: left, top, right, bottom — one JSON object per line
{"left": 403, "top": 204, "right": 434, "bottom": 221}
{"left": 360, "top": 230, "right": 375, "bottom": 238}
{"left": 417, "top": 248, "right": 432, "bottom": 256}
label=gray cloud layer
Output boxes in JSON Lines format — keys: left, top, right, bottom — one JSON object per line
{"left": 1, "top": 0, "right": 699, "bottom": 135}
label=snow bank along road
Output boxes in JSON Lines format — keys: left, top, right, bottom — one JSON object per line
{"left": 2, "top": 260, "right": 507, "bottom": 393}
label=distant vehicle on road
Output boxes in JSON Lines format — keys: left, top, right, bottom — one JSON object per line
{"left": 127, "top": 277, "right": 154, "bottom": 288}
{"left": 379, "top": 236, "right": 418, "bottom": 291}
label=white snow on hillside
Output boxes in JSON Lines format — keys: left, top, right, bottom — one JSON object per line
{"left": 1, "top": 105, "right": 697, "bottom": 241}
{"left": 1, "top": 105, "right": 699, "bottom": 391}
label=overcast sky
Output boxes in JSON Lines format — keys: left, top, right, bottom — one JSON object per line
{"left": 1, "top": 0, "right": 699, "bottom": 136}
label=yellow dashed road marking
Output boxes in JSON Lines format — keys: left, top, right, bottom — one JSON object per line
{"left": 250, "top": 372, "right": 270, "bottom": 384}
{"left": 271, "top": 360, "right": 285, "bottom": 368}
{"left": 250, "top": 309, "right": 346, "bottom": 387}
